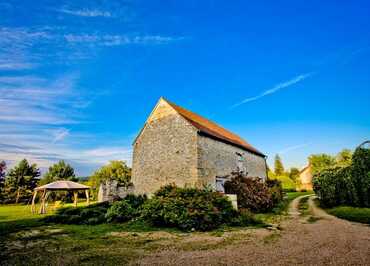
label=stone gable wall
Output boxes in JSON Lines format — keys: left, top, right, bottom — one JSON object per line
{"left": 197, "top": 135, "right": 267, "bottom": 189}
{"left": 132, "top": 101, "right": 199, "bottom": 195}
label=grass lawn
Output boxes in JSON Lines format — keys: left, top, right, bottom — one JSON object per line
{"left": 255, "top": 191, "right": 313, "bottom": 224}
{"left": 0, "top": 192, "right": 310, "bottom": 265}
{"left": 271, "top": 175, "right": 296, "bottom": 190}
{"left": 325, "top": 206, "right": 370, "bottom": 224}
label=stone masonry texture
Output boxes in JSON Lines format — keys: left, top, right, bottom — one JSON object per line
{"left": 131, "top": 98, "right": 267, "bottom": 195}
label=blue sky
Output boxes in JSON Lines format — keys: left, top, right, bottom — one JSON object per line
{"left": 1, "top": 0, "right": 369, "bottom": 175}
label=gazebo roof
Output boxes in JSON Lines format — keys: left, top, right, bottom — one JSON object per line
{"left": 35, "top": 180, "right": 90, "bottom": 191}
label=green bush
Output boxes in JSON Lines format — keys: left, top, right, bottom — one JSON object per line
{"left": 224, "top": 173, "right": 274, "bottom": 212}
{"left": 351, "top": 147, "right": 370, "bottom": 207}
{"left": 141, "top": 185, "right": 237, "bottom": 231}
{"left": 105, "top": 201, "right": 136, "bottom": 222}
{"left": 314, "top": 146, "right": 370, "bottom": 208}
{"left": 313, "top": 166, "right": 357, "bottom": 207}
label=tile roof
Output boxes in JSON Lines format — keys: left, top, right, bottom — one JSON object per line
{"left": 165, "top": 98, "right": 265, "bottom": 157}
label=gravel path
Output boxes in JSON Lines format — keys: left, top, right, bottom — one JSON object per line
{"left": 136, "top": 196, "right": 370, "bottom": 266}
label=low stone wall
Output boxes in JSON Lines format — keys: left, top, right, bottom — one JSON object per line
{"left": 98, "top": 180, "right": 134, "bottom": 202}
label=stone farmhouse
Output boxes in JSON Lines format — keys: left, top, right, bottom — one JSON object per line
{"left": 131, "top": 97, "right": 268, "bottom": 195}
{"left": 297, "top": 164, "right": 313, "bottom": 191}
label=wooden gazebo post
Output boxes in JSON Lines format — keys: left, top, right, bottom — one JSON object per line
{"left": 31, "top": 180, "right": 90, "bottom": 214}
{"left": 85, "top": 190, "right": 90, "bottom": 205}
{"left": 73, "top": 191, "right": 78, "bottom": 207}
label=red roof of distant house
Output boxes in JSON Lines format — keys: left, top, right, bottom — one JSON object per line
{"left": 165, "top": 99, "right": 265, "bottom": 157}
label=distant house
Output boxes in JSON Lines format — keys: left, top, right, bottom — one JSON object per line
{"left": 131, "top": 97, "right": 268, "bottom": 195}
{"left": 297, "top": 164, "right": 313, "bottom": 191}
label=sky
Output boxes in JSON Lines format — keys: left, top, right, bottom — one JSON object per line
{"left": 1, "top": 0, "right": 369, "bottom": 176}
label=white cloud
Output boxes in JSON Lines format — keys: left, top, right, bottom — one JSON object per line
{"left": 0, "top": 62, "right": 35, "bottom": 70}
{"left": 278, "top": 143, "right": 312, "bottom": 155}
{"left": 59, "top": 8, "right": 112, "bottom": 17}
{"left": 64, "top": 34, "right": 183, "bottom": 46}
{"left": 231, "top": 72, "right": 314, "bottom": 108}
{"left": 52, "top": 128, "right": 70, "bottom": 143}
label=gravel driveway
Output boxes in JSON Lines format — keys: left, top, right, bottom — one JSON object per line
{"left": 136, "top": 196, "right": 370, "bottom": 265}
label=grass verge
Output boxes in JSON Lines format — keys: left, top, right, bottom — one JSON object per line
{"left": 325, "top": 206, "right": 370, "bottom": 224}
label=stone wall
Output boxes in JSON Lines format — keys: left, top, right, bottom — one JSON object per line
{"left": 131, "top": 99, "right": 199, "bottom": 195}
{"left": 197, "top": 135, "right": 267, "bottom": 189}
{"left": 298, "top": 166, "right": 313, "bottom": 191}
{"left": 98, "top": 180, "right": 134, "bottom": 202}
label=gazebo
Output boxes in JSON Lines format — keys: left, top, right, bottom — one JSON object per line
{"left": 31, "top": 180, "right": 90, "bottom": 214}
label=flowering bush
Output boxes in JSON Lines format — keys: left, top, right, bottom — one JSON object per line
{"left": 224, "top": 172, "right": 274, "bottom": 212}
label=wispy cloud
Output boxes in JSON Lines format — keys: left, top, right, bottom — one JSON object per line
{"left": 278, "top": 143, "right": 312, "bottom": 155}
{"left": 64, "top": 34, "right": 184, "bottom": 46}
{"left": 52, "top": 128, "right": 70, "bottom": 143}
{"left": 231, "top": 72, "right": 314, "bottom": 108}
{"left": 59, "top": 8, "right": 112, "bottom": 17}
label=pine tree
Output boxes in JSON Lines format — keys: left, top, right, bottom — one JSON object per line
{"left": 274, "top": 154, "right": 284, "bottom": 176}
{"left": 5, "top": 159, "right": 40, "bottom": 203}
{"left": 40, "top": 160, "right": 76, "bottom": 185}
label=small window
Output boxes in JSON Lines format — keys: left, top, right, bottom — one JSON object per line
{"left": 215, "top": 177, "right": 227, "bottom": 193}
{"left": 236, "top": 153, "right": 246, "bottom": 173}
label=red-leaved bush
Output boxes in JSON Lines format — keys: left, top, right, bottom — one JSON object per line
{"left": 224, "top": 172, "right": 274, "bottom": 212}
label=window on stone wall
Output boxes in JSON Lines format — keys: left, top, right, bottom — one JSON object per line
{"left": 215, "top": 177, "right": 227, "bottom": 193}
{"left": 236, "top": 152, "right": 246, "bottom": 174}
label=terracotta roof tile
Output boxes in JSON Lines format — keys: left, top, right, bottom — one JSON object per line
{"left": 165, "top": 99, "right": 265, "bottom": 157}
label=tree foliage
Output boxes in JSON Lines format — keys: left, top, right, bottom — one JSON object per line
{"left": 40, "top": 160, "right": 76, "bottom": 185}
{"left": 288, "top": 167, "right": 300, "bottom": 181}
{"left": 89, "top": 161, "right": 132, "bottom": 198}
{"left": 5, "top": 159, "right": 40, "bottom": 203}
{"left": 313, "top": 146, "right": 370, "bottom": 208}
{"left": 274, "top": 154, "right": 284, "bottom": 176}
{"left": 309, "top": 154, "right": 336, "bottom": 176}
{"left": 0, "top": 160, "right": 6, "bottom": 186}
{"left": 336, "top": 149, "right": 353, "bottom": 166}
{"left": 351, "top": 147, "right": 370, "bottom": 207}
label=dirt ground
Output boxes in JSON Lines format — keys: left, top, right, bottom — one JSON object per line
{"left": 135, "top": 196, "right": 370, "bottom": 266}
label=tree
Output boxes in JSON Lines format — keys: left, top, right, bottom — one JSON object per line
{"left": 5, "top": 159, "right": 40, "bottom": 203}
{"left": 89, "top": 161, "right": 132, "bottom": 198}
{"left": 288, "top": 167, "right": 300, "bottom": 181}
{"left": 0, "top": 161, "right": 6, "bottom": 200}
{"left": 274, "top": 154, "right": 284, "bottom": 176}
{"left": 0, "top": 160, "right": 6, "bottom": 186}
{"left": 40, "top": 160, "right": 76, "bottom": 185}
{"left": 351, "top": 146, "right": 370, "bottom": 207}
{"left": 308, "top": 154, "right": 336, "bottom": 175}
{"left": 336, "top": 149, "right": 352, "bottom": 166}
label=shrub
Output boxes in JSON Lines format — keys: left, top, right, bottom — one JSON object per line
{"left": 266, "top": 179, "right": 284, "bottom": 206}
{"left": 105, "top": 200, "right": 136, "bottom": 222}
{"left": 313, "top": 166, "right": 357, "bottom": 207}
{"left": 351, "top": 147, "right": 370, "bottom": 207}
{"left": 105, "top": 194, "right": 147, "bottom": 222}
{"left": 224, "top": 172, "right": 274, "bottom": 212}
{"left": 141, "top": 185, "right": 237, "bottom": 231}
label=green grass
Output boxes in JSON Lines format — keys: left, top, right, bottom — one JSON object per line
{"left": 326, "top": 206, "right": 370, "bottom": 224}
{"left": 298, "top": 196, "right": 310, "bottom": 216}
{"left": 0, "top": 193, "right": 313, "bottom": 265}
{"left": 255, "top": 191, "right": 313, "bottom": 224}
{"left": 271, "top": 175, "right": 296, "bottom": 190}
{"left": 0, "top": 203, "right": 266, "bottom": 265}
